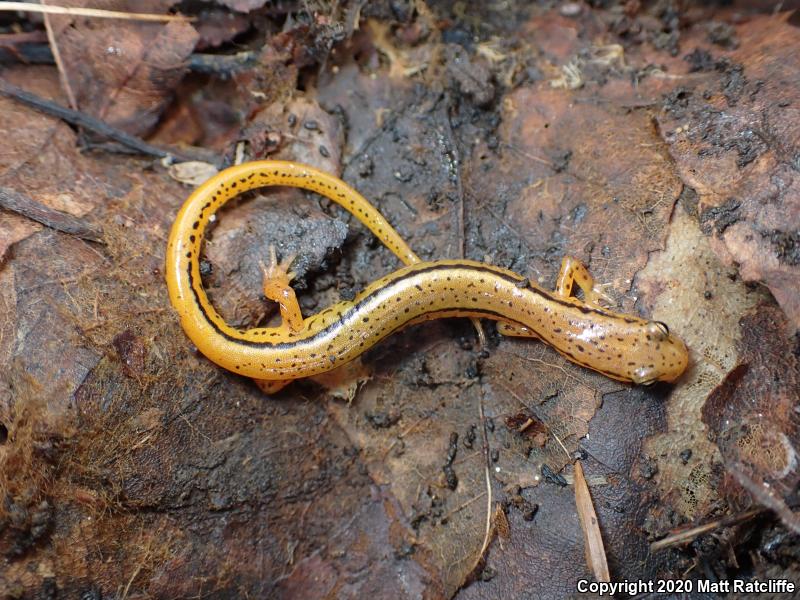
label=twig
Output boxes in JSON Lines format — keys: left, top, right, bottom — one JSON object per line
{"left": 186, "top": 51, "right": 260, "bottom": 75}
{"left": 0, "top": 43, "right": 53, "bottom": 65}
{"left": 0, "top": 78, "right": 196, "bottom": 162}
{"left": 650, "top": 507, "right": 765, "bottom": 552}
{"left": 0, "top": 30, "right": 48, "bottom": 45}
{"left": 727, "top": 460, "right": 800, "bottom": 536}
{"left": 0, "top": 187, "right": 104, "bottom": 243}
{"left": 0, "top": 2, "right": 194, "bottom": 22}
{"left": 0, "top": 43, "right": 261, "bottom": 76}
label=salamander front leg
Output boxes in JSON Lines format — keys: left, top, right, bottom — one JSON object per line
{"left": 555, "top": 256, "right": 612, "bottom": 308}
{"left": 260, "top": 245, "right": 303, "bottom": 333}
{"left": 254, "top": 246, "right": 302, "bottom": 395}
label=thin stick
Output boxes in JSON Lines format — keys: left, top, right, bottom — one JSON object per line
{"left": 650, "top": 507, "right": 765, "bottom": 552}
{"left": 0, "top": 42, "right": 261, "bottom": 76}
{"left": 0, "top": 78, "right": 197, "bottom": 162}
{"left": 0, "top": 2, "right": 194, "bottom": 22}
{"left": 0, "top": 187, "right": 104, "bottom": 243}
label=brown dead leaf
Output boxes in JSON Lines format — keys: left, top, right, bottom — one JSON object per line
{"left": 0, "top": 67, "right": 121, "bottom": 407}
{"left": 486, "top": 84, "right": 682, "bottom": 305}
{"left": 493, "top": 502, "right": 510, "bottom": 540}
{"left": 47, "top": 0, "right": 198, "bottom": 136}
{"left": 0, "top": 212, "right": 38, "bottom": 264}
{"left": 484, "top": 357, "right": 609, "bottom": 490}
{"left": 193, "top": 8, "right": 250, "bottom": 50}
{"left": 519, "top": 12, "right": 583, "bottom": 64}
{"left": 702, "top": 305, "right": 800, "bottom": 533}
{"left": 657, "top": 14, "right": 800, "bottom": 329}
{"left": 328, "top": 327, "right": 490, "bottom": 595}
{"left": 0, "top": 68, "right": 105, "bottom": 214}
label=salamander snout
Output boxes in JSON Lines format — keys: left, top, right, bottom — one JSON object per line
{"left": 629, "top": 321, "right": 689, "bottom": 385}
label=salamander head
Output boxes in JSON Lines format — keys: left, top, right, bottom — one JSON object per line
{"left": 628, "top": 321, "right": 689, "bottom": 385}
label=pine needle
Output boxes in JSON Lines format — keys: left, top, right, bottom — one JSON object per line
{"left": 574, "top": 460, "right": 610, "bottom": 582}
{"left": 0, "top": 2, "right": 194, "bottom": 22}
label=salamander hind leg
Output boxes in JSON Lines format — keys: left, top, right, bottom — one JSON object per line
{"left": 261, "top": 245, "right": 303, "bottom": 333}
{"left": 254, "top": 378, "right": 293, "bottom": 394}
{"left": 555, "top": 256, "right": 613, "bottom": 308}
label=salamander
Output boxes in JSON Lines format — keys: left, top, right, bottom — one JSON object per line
{"left": 165, "top": 160, "right": 689, "bottom": 391}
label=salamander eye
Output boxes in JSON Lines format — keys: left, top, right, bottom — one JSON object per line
{"left": 647, "top": 321, "right": 670, "bottom": 340}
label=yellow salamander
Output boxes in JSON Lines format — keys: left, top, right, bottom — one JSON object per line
{"left": 166, "top": 160, "right": 688, "bottom": 391}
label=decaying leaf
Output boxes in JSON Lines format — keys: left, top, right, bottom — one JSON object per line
{"left": 47, "top": 0, "right": 198, "bottom": 136}
{"left": 702, "top": 305, "right": 800, "bottom": 533}
{"left": 658, "top": 14, "right": 800, "bottom": 330}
